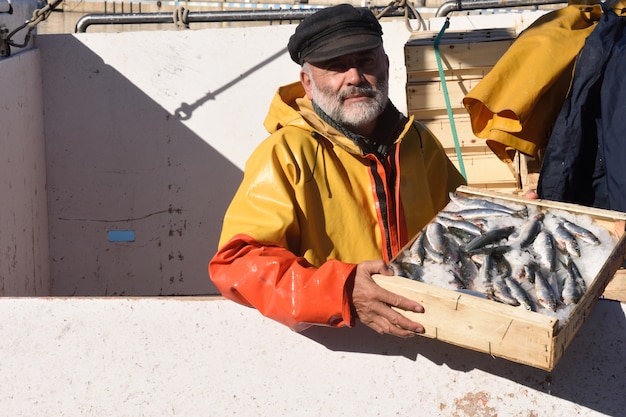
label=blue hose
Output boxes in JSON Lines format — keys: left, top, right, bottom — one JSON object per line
{"left": 433, "top": 17, "right": 467, "bottom": 181}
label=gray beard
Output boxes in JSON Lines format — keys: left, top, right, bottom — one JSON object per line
{"left": 310, "top": 79, "right": 388, "bottom": 132}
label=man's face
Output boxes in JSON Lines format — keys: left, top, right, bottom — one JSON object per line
{"left": 300, "top": 47, "right": 389, "bottom": 136}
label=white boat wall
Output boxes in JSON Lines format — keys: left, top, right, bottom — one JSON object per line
{"left": 1, "top": 1, "right": 625, "bottom": 415}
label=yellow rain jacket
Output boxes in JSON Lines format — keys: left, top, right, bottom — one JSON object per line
{"left": 209, "top": 81, "right": 465, "bottom": 331}
{"left": 463, "top": 2, "right": 603, "bottom": 162}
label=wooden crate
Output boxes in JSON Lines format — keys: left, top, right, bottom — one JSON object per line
{"left": 405, "top": 29, "right": 520, "bottom": 192}
{"left": 374, "top": 186, "right": 626, "bottom": 371}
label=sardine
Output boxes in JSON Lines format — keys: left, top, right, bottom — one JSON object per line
{"left": 561, "top": 258, "right": 587, "bottom": 294}
{"left": 465, "top": 225, "right": 516, "bottom": 252}
{"left": 533, "top": 231, "right": 557, "bottom": 272}
{"left": 491, "top": 273, "right": 520, "bottom": 306}
{"left": 561, "top": 273, "right": 584, "bottom": 305}
{"left": 444, "top": 237, "right": 462, "bottom": 264}
{"left": 440, "top": 208, "right": 514, "bottom": 220}
{"left": 534, "top": 268, "right": 558, "bottom": 312}
{"left": 504, "top": 276, "right": 534, "bottom": 311}
{"left": 459, "top": 255, "right": 480, "bottom": 287}
{"left": 389, "top": 258, "right": 423, "bottom": 282}
{"left": 560, "top": 218, "right": 601, "bottom": 246}
{"left": 424, "top": 241, "right": 445, "bottom": 264}
{"left": 435, "top": 216, "right": 484, "bottom": 237}
{"left": 553, "top": 223, "right": 581, "bottom": 258}
{"left": 409, "top": 232, "right": 426, "bottom": 265}
{"left": 425, "top": 222, "right": 447, "bottom": 255}
{"left": 448, "top": 269, "right": 467, "bottom": 289}
{"left": 513, "top": 212, "right": 544, "bottom": 248}
{"left": 449, "top": 192, "right": 528, "bottom": 217}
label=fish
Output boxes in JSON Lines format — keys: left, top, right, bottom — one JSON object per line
{"left": 552, "top": 223, "right": 581, "bottom": 258}
{"left": 459, "top": 255, "right": 480, "bottom": 286}
{"left": 389, "top": 258, "right": 423, "bottom": 282}
{"left": 561, "top": 272, "right": 584, "bottom": 305}
{"left": 435, "top": 216, "right": 484, "bottom": 238}
{"left": 424, "top": 241, "right": 445, "bottom": 264}
{"left": 447, "top": 269, "right": 467, "bottom": 289}
{"left": 561, "top": 258, "right": 587, "bottom": 294}
{"left": 512, "top": 212, "right": 544, "bottom": 248}
{"left": 533, "top": 231, "right": 557, "bottom": 272}
{"left": 449, "top": 192, "right": 528, "bottom": 217}
{"left": 504, "top": 276, "right": 534, "bottom": 311}
{"left": 425, "top": 222, "right": 447, "bottom": 255}
{"left": 560, "top": 218, "right": 601, "bottom": 246}
{"left": 439, "top": 208, "right": 515, "bottom": 220}
{"left": 533, "top": 268, "right": 558, "bottom": 312}
{"left": 444, "top": 237, "right": 462, "bottom": 264}
{"left": 465, "top": 225, "right": 516, "bottom": 252}
{"left": 409, "top": 232, "right": 426, "bottom": 265}
{"left": 490, "top": 273, "right": 520, "bottom": 306}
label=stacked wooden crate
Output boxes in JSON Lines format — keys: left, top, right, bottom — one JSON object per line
{"left": 405, "top": 29, "right": 519, "bottom": 192}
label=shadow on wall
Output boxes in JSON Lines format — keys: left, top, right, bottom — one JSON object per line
{"left": 37, "top": 34, "right": 264, "bottom": 296}
{"left": 302, "top": 299, "right": 626, "bottom": 416}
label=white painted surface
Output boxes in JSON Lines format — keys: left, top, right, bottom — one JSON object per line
{"left": 0, "top": 49, "right": 51, "bottom": 295}
{"left": 0, "top": 297, "right": 624, "bottom": 416}
{"left": 36, "top": 21, "right": 416, "bottom": 296}
{"left": 35, "top": 13, "right": 550, "bottom": 297}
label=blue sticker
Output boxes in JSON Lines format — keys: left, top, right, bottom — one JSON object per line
{"left": 108, "top": 230, "right": 135, "bottom": 242}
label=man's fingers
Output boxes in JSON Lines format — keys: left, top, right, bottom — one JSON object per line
{"left": 380, "top": 288, "right": 424, "bottom": 314}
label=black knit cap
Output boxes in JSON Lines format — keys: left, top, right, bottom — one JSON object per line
{"left": 288, "top": 4, "right": 383, "bottom": 65}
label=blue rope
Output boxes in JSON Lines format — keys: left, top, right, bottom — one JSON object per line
{"left": 433, "top": 17, "right": 467, "bottom": 181}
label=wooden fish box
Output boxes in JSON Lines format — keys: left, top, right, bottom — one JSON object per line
{"left": 373, "top": 186, "right": 626, "bottom": 371}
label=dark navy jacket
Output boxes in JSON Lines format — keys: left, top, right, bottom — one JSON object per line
{"left": 538, "top": 7, "right": 626, "bottom": 212}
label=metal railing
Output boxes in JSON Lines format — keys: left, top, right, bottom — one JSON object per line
{"left": 75, "top": 6, "right": 409, "bottom": 33}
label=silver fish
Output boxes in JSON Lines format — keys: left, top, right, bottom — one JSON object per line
{"left": 504, "top": 276, "right": 534, "bottom": 311}
{"left": 440, "top": 208, "right": 514, "bottom": 220}
{"left": 448, "top": 192, "right": 528, "bottom": 217}
{"left": 561, "top": 258, "right": 587, "bottom": 294}
{"left": 553, "top": 223, "right": 581, "bottom": 258}
{"left": 444, "top": 237, "right": 462, "bottom": 264}
{"left": 435, "top": 216, "right": 484, "bottom": 238}
{"left": 513, "top": 212, "right": 544, "bottom": 248}
{"left": 409, "top": 232, "right": 426, "bottom": 265}
{"left": 491, "top": 273, "right": 520, "bottom": 306}
{"left": 448, "top": 269, "right": 467, "bottom": 289}
{"left": 424, "top": 241, "right": 445, "bottom": 264}
{"left": 534, "top": 268, "right": 558, "bottom": 312}
{"left": 533, "top": 231, "right": 557, "bottom": 272}
{"left": 465, "top": 225, "right": 516, "bottom": 252}
{"left": 459, "top": 255, "right": 480, "bottom": 285}
{"left": 561, "top": 272, "right": 584, "bottom": 305}
{"left": 425, "top": 222, "right": 447, "bottom": 255}
{"left": 389, "top": 258, "right": 423, "bottom": 282}
{"left": 561, "top": 218, "right": 601, "bottom": 246}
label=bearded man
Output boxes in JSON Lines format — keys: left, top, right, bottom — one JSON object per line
{"left": 209, "top": 4, "right": 465, "bottom": 337}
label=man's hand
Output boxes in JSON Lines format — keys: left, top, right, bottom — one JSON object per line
{"left": 351, "top": 260, "right": 425, "bottom": 338}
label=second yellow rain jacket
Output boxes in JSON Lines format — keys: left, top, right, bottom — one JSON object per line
{"left": 463, "top": 3, "right": 603, "bottom": 162}
{"left": 209, "top": 81, "right": 465, "bottom": 331}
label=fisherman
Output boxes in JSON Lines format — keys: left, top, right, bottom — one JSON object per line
{"left": 208, "top": 4, "right": 466, "bottom": 338}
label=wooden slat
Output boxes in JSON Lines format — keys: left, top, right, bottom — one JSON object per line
{"left": 604, "top": 268, "right": 626, "bottom": 302}
{"left": 407, "top": 67, "right": 492, "bottom": 84}
{"left": 405, "top": 37, "right": 514, "bottom": 73}
{"left": 417, "top": 115, "right": 479, "bottom": 149}
{"left": 447, "top": 149, "right": 519, "bottom": 187}
{"left": 406, "top": 80, "right": 481, "bottom": 112}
